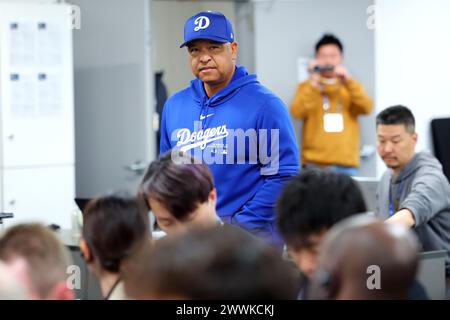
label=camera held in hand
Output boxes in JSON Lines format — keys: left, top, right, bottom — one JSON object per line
{"left": 312, "top": 64, "right": 334, "bottom": 74}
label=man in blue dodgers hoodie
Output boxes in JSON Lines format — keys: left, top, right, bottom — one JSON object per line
{"left": 160, "top": 11, "right": 299, "bottom": 248}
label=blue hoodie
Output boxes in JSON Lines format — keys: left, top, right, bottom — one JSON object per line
{"left": 160, "top": 66, "right": 299, "bottom": 245}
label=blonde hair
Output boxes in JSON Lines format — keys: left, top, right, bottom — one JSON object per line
{"left": 0, "top": 223, "right": 72, "bottom": 299}
{"left": 0, "top": 260, "right": 29, "bottom": 299}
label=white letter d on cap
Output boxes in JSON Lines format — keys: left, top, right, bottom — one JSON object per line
{"left": 194, "top": 16, "right": 210, "bottom": 31}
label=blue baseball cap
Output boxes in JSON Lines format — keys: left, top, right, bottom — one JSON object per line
{"left": 180, "top": 11, "right": 234, "bottom": 48}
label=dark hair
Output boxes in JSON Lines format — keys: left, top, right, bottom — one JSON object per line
{"left": 128, "top": 227, "right": 297, "bottom": 299}
{"left": 376, "top": 105, "right": 415, "bottom": 133}
{"left": 83, "top": 195, "right": 150, "bottom": 273}
{"left": 315, "top": 33, "right": 343, "bottom": 54}
{"left": 276, "top": 170, "right": 367, "bottom": 249}
{"left": 139, "top": 151, "right": 214, "bottom": 221}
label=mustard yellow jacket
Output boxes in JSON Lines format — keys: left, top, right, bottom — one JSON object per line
{"left": 290, "top": 79, "right": 373, "bottom": 167}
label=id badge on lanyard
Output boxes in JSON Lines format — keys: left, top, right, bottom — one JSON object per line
{"left": 389, "top": 181, "right": 404, "bottom": 217}
{"left": 322, "top": 94, "right": 344, "bottom": 133}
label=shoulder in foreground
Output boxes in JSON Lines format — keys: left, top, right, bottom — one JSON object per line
{"left": 416, "top": 151, "right": 443, "bottom": 170}
{"left": 166, "top": 86, "right": 191, "bottom": 103}
{"left": 241, "top": 83, "right": 287, "bottom": 110}
{"left": 221, "top": 221, "right": 266, "bottom": 245}
{"left": 163, "top": 87, "right": 192, "bottom": 112}
{"left": 244, "top": 81, "right": 282, "bottom": 99}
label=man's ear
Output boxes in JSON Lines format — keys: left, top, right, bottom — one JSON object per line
{"left": 412, "top": 132, "right": 418, "bottom": 144}
{"left": 80, "top": 239, "right": 92, "bottom": 263}
{"left": 287, "top": 246, "right": 301, "bottom": 263}
{"left": 231, "top": 41, "right": 238, "bottom": 61}
{"left": 47, "top": 281, "right": 75, "bottom": 300}
{"left": 208, "top": 188, "right": 217, "bottom": 204}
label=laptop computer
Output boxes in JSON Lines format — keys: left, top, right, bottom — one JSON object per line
{"left": 352, "top": 176, "right": 379, "bottom": 214}
{"left": 416, "top": 250, "right": 447, "bottom": 299}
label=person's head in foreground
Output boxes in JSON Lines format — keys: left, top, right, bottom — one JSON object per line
{"left": 124, "top": 227, "right": 297, "bottom": 299}
{"left": 277, "top": 170, "right": 367, "bottom": 278}
{"left": 0, "top": 259, "right": 30, "bottom": 299}
{"left": 376, "top": 105, "right": 417, "bottom": 176}
{"left": 139, "top": 151, "right": 218, "bottom": 235}
{"left": 80, "top": 195, "right": 150, "bottom": 299}
{"left": 0, "top": 223, "right": 73, "bottom": 300}
{"left": 310, "top": 215, "right": 419, "bottom": 300}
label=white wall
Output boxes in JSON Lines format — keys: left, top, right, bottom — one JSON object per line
{"left": 375, "top": 0, "right": 450, "bottom": 176}
{"left": 0, "top": 2, "right": 75, "bottom": 228}
{"left": 0, "top": 0, "right": 56, "bottom": 2}
{"left": 71, "top": 0, "right": 154, "bottom": 197}
{"left": 151, "top": 0, "right": 236, "bottom": 96}
{"left": 253, "top": 0, "right": 376, "bottom": 176}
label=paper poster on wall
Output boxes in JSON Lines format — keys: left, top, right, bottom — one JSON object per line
{"left": 9, "top": 21, "right": 36, "bottom": 67}
{"left": 37, "top": 72, "right": 62, "bottom": 117}
{"left": 10, "top": 72, "right": 36, "bottom": 117}
{"left": 37, "top": 21, "right": 62, "bottom": 68}
{"left": 0, "top": 2, "right": 75, "bottom": 231}
{"left": 297, "top": 56, "right": 310, "bottom": 83}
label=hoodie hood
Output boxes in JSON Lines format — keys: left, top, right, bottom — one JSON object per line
{"left": 189, "top": 65, "right": 259, "bottom": 108}
{"left": 396, "top": 151, "right": 443, "bottom": 183}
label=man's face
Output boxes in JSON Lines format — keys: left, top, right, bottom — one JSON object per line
{"left": 149, "top": 190, "right": 217, "bottom": 235}
{"left": 377, "top": 124, "right": 417, "bottom": 172}
{"left": 288, "top": 231, "right": 327, "bottom": 279}
{"left": 187, "top": 40, "right": 237, "bottom": 88}
{"left": 315, "top": 44, "right": 343, "bottom": 78}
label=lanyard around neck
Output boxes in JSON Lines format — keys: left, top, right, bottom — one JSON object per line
{"left": 389, "top": 180, "right": 405, "bottom": 217}
{"left": 320, "top": 85, "right": 343, "bottom": 113}
{"left": 104, "top": 277, "right": 121, "bottom": 300}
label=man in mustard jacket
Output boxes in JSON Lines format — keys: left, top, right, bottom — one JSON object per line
{"left": 291, "top": 34, "right": 373, "bottom": 175}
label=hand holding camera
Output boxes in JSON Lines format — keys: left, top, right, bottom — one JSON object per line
{"left": 308, "top": 60, "right": 351, "bottom": 85}
{"left": 333, "top": 65, "right": 352, "bottom": 82}
{"left": 307, "top": 59, "right": 322, "bottom": 87}
{"left": 312, "top": 64, "right": 335, "bottom": 74}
